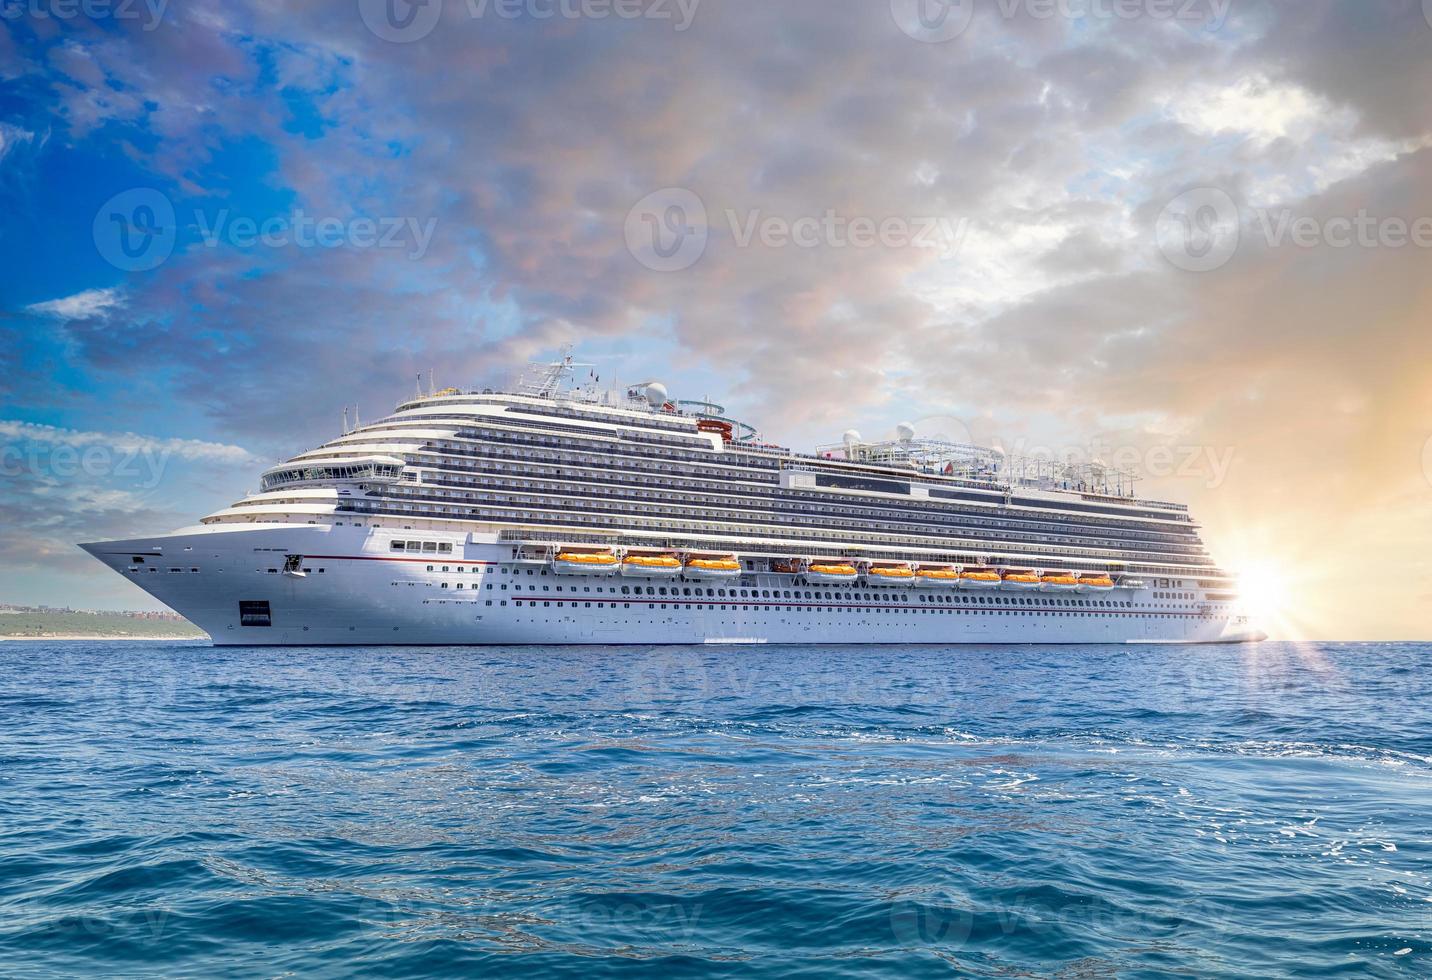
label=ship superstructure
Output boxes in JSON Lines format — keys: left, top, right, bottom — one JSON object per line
{"left": 82, "top": 354, "right": 1263, "bottom": 645}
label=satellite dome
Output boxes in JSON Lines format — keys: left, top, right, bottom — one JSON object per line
{"left": 896, "top": 421, "right": 916, "bottom": 442}
{"left": 644, "top": 382, "right": 668, "bottom": 407}
{"left": 842, "top": 429, "right": 862, "bottom": 447}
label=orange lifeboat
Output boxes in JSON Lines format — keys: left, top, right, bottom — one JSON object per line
{"left": 1078, "top": 574, "right": 1116, "bottom": 592}
{"left": 914, "top": 566, "right": 960, "bottom": 588}
{"left": 684, "top": 555, "right": 743, "bottom": 580}
{"left": 807, "top": 562, "right": 859, "bottom": 585}
{"left": 1001, "top": 570, "right": 1042, "bottom": 591}
{"left": 553, "top": 550, "right": 620, "bottom": 575}
{"left": 620, "top": 553, "right": 682, "bottom": 578}
{"left": 959, "top": 569, "right": 1002, "bottom": 590}
{"left": 865, "top": 563, "right": 916, "bottom": 587}
{"left": 1040, "top": 572, "right": 1080, "bottom": 592}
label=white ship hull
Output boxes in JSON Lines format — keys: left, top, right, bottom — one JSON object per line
{"left": 81, "top": 525, "right": 1266, "bottom": 647}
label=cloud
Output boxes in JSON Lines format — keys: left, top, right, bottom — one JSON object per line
{"left": 25, "top": 287, "right": 126, "bottom": 321}
{"left": 0, "top": 420, "right": 261, "bottom": 466}
{"left": 0, "top": 0, "right": 1429, "bottom": 635}
{"left": 0, "top": 420, "right": 261, "bottom": 589}
{"left": 0, "top": 122, "right": 36, "bottom": 164}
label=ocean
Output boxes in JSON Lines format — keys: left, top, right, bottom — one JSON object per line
{"left": 0, "top": 641, "right": 1427, "bottom": 978}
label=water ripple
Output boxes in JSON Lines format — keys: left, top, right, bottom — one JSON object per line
{"left": 0, "top": 641, "right": 1428, "bottom": 977}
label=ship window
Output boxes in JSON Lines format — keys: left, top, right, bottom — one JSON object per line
{"left": 391, "top": 541, "right": 406, "bottom": 551}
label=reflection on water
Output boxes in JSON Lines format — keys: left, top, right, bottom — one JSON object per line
{"left": 0, "top": 641, "right": 1427, "bottom": 978}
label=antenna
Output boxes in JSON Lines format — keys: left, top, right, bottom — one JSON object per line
{"left": 353, "top": 404, "right": 361, "bottom": 429}
{"left": 342, "top": 406, "right": 350, "bottom": 434}
{"left": 518, "top": 344, "right": 594, "bottom": 399}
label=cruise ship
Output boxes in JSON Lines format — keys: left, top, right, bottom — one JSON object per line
{"left": 81, "top": 354, "right": 1265, "bottom": 646}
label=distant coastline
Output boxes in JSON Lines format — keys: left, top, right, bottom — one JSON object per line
{"left": 0, "top": 635, "right": 207, "bottom": 641}
{"left": 0, "top": 606, "right": 206, "bottom": 640}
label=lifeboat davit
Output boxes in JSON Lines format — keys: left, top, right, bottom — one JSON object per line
{"left": 959, "top": 569, "right": 1003, "bottom": 590}
{"left": 914, "top": 566, "right": 960, "bottom": 588}
{"left": 806, "top": 562, "right": 859, "bottom": 585}
{"left": 684, "top": 555, "right": 743, "bottom": 580}
{"left": 621, "top": 553, "right": 682, "bottom": 578}
{"left": 1040, "top": 572, "right": 1080, "bottom": 592}
{"left": 866, "top": 563, "right": 916, "bottom": 587}
{"left": 553, "top": 550, "right": 621, "bottom": 575}
{"left": 1001, "top": 571, "right": 1042, "bottom": 591}
{"left": 1078, "top": 574, "right": 1116, "bottom": 593}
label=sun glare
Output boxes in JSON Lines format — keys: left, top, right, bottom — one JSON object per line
{"left": 1237, "top": 562, "right": 1291, "bottom": 627}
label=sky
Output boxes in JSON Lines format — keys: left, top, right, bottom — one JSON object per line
{"left": 0, "top": 0, "right": 1429, "bottom": 639}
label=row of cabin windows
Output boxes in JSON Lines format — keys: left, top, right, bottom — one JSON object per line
{"left": 356, "top": 497, "right": 1209, "bottom": 576}
{"left": 414, "top": 427, "right": 1188, "bottom": 524}
{"left": 370, "top": 490, "right": 1173, "bottom": 561}
{"left": 391, "top": 539, "right": 453, "bottom": 554}
{"left": 407, "top": 474, "right": 1202, "bottom": 557}
{"left": 496, "top": 602, "right": 1212, "bottom": 619}
{"left": 375, "top": 479, "right": 1199, "bottom": 554}
{"left": 402, "top": 446, "right": 1194, "bottom": 542}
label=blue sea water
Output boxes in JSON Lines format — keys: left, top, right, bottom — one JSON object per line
{"left": 0, "top": 641, "right": 1428, "bottom": 978}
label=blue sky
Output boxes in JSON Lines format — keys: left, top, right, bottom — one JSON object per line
{"left": 1, "top": 1, "right": 1431, "bottom": 637}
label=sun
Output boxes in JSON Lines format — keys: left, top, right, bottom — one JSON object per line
{"left": 1236, "top": 561, "right": 1292, "bottom": 627}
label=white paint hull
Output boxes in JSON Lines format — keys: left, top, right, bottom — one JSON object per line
{"left": 81, "top": 525, "right": 1266, "bottom": 647}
